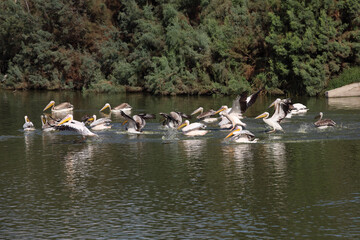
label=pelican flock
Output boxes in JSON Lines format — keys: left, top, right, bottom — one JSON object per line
{"left": 22, "top": 90, "right": 340, "bottom": 142}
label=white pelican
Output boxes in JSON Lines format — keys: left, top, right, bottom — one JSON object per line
{"left": 177, "top": 120, "right": 208, "bottom": 136}
{"left": 159, "top": 111, "right": 189, "bottom": 129}
{"left": 43, "top": 100, "right": 73, "bottom": 113}
{"left": 292, "top": 103, "right": 309, "bottom": 114}
{"left": 100, "top": 103, "right": 132, "bottom": 113}
{"left": 215, "top": 89, "right": 262, "bottom": 127}
{"left": 23, "top": 116, "right": 35, "bottom": 131}
{"left": 40, "top": 114, "right": 57, "bottom": 132}
{"left": 191, "top": 107, "right": 218, "bottom": 123}
{"left": 255, "top": 98, "right": 292, "bottom": 133}
{"left": 86, "top": 115, "right": 112, "bottom": 130}
{"left": 121, "top": 111, "right": 155, "bottom": 133}
{"left": 221, "top": 111, "right": 247, "bottom": 130}
{"left": 269, "top": 98, "right": 294, "bottom": 119}
{"left": 224, "top": 126, "right": 257, "bottom": 143}
{"left": 57, "top": 114, "right": 97, "bottom": 136}
{"left": 314, "top": 112, "right": 336, "bottom": 128}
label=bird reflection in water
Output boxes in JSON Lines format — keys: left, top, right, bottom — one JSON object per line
{"left": 262, "top": 142, "right": 288, "bottom": 216}
{"left": 63, "top": 144, "right": 96, "bottom": 195}
{"left": 180, "top": 139, "right": 207, "bottom": 184}
{"left": 221, "top": 144, "right": 254, "bottom": 177}
{"left": 24, "top": 130, "right": 36, "bottom": 156}
{"left": 180, "top": 139, "right": 206, "bottom": 159}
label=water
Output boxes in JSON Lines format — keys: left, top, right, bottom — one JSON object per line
{"left": 0, "top": 90, "right": 359, "bottom": 239}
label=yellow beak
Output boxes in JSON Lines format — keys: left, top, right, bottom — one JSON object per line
{"left": 43, "top": 102, "right": 54, "bottom": 111}
{"left": 177, "top": 123, "right": 187, "bottom": 130}
{"left": 255, "top": 113, "right": 267, "bottom": 119}
{"left": 122, "top": 120, "right": 128, "bottom": 125}
{"left": 100, "top": 105, "right": 110, "bottom": 112}
{"left": 214, "top": 108, "right": 225, "bottom": 115}
{"left": 57, "top": 116, "right": 71, "bottom": 126}
{"left": 225, "top": 129, "right": 240, "bottom": 139}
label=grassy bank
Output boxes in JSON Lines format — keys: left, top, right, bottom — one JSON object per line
{"left": 326, "top": 67, "right": 360, "bottom": 90}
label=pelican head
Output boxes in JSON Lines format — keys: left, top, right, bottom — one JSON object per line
{"left": 215, "top": 106, "right": 228, "bottom": 115}
{"left": 255, "top": 112, "right": 270, "bottom": 119}
{"left": 24, "top": 115, "right": 31, "bottom": 123}
{"left": 268, "top": 98, "right": 281, "bottom": 108}
{"left": 57, "top": 114, "right": 73, "bottom": 126}
{"left": 40, "top": 115, "right": 46, "bottom": 126}
{"left": 43, "top": 100, "right": 55, "bottom": 111}
{"left": 177, "top": 120, "right": 190, "bottom": 130}
{"left": 100, "top": 103, "right": 111, "bottom": 112}
{"left": 225, "top": 126, "right": 243, "bottom": 139}
{"left": 85, "top": 115, "right": 96, "bottom": 124}
{"left": 314, "top": 112, "right": 323, "bottom": 120}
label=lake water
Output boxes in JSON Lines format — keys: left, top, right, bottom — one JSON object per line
{"left": 0, "top": 90, "right": 359, "bottom": 239}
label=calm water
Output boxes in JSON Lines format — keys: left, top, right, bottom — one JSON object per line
{"left": 0, "top": 90, "right": 359, "bottom": 239}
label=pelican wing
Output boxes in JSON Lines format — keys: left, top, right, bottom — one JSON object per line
{"left": 90, "top": 118, "right": 111, "bottom": 128}
{"left": 315, "top": 118, "right": 336, "bottom": 127}
{"left": 272, "top": 99, "right": 292, "bottom": 123}
{"left": 121, "top": 111, "right": 136, "bottom": 123}
{"left": 182, "top": 122, "right": 206, "bottom": 132}
{"left": 53, "top": 102, "right": 73, "bottom": 110}
{"left": 133, "top": 115, "right": 146, "bottom": 131}
{"left": 170, "top": 112, "right": 183, "bottom": 124}
{"left": 196, "top": 109, "right": 216, "bottom": 119}
{"left": 113, "top": 103, "right": 132, "bottom": 110}
{"left": 137, "top": 113, "right": 156, "bottom": 120}
{"left": 177, "top": 112, "right": 191, "bottom": 119}
{"left": 229, "top": 96, "right": 241, "bottom": 114}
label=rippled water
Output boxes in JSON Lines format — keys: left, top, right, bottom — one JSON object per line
{"left": 0, "top": 90, "right": 359, "bottom": 239}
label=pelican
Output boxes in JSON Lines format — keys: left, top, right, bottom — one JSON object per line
{"left": 255, "top": 98, "right": 292, "bottom": 133}
{"left": 191, "top": 107, "right": 218, "bottom": 123}
{"left": 314, "top": 112, "right": 336, "bottom": 128}
{"left": 86, "top": 115, "right": 112, "bottom": 130}
{"left": 43, "top": 100, "right": 73, "bottom": 113}
{"left": 100, "top": 103, "right": 132, "bottom": 113}
{"left": 269, "top": 98, "right": 294, "bottom": 119}
{"left": 121, "top": 111, "right": 155, "bottom": 133}
{"left": 221, "top": 111, "right": 247, "bottom": 130}
{"left": 215, "top": 89, "right": 262, "bottom": 127}
{"left": 159, "top": 111, "right": 189, "bottom": 129}
{"left": 177, "top": 120, "right": 208, "bottom": 136}
{"left": 224, "top": 126, "right": 257, "bottom": 143}
{"left": 40, "top": 114, "right": 57, "bottom": 132}
{"left": 292, "top": 103, "right": 309, "bottom": 114}
{"left": 23, "top": 116, "right": 35, "bottom": 131}
{"left": 57, "top": 114, "right": 97, "bottom": 136}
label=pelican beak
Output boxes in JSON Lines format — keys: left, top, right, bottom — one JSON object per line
{"left": 255, "top": 113, "right": 267, "bottom": 119}
{"left": 122, "top": 120, "right": 128, "bottom": 125}
{"left": 268, "top": 100, "right": 276, "bottom": 108}
{"left": 25, "top": 116, "right": 31, "bottom": 123}
{"left": 225, "top": 129, "right": 240, "bottom": 139}
{"left": 57, "top": 116, "right": 71, "bottom": 126}
{"left": 43, "top": 101, "right": 54, "bottom": 111}
{"left": 191, "top": 107, "right": 202, "bottom": 115}
{"left": 100, "top": 104, "right": 109, "bottom": 112}
{"left": 86, "top": 117, "right": 95, "bottom": 124}
{"left": 214, "top": 107, "right": 225, "bottom": 115}
{"left": 177, "top": 123, "right": 187, "bottom": 130}
{"left": 41, "top": 116, "right": 46, "bottom": 124}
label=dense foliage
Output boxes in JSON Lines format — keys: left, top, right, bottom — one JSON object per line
{"left": 1, "top": 0, "right": 359, "bottom": 95}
